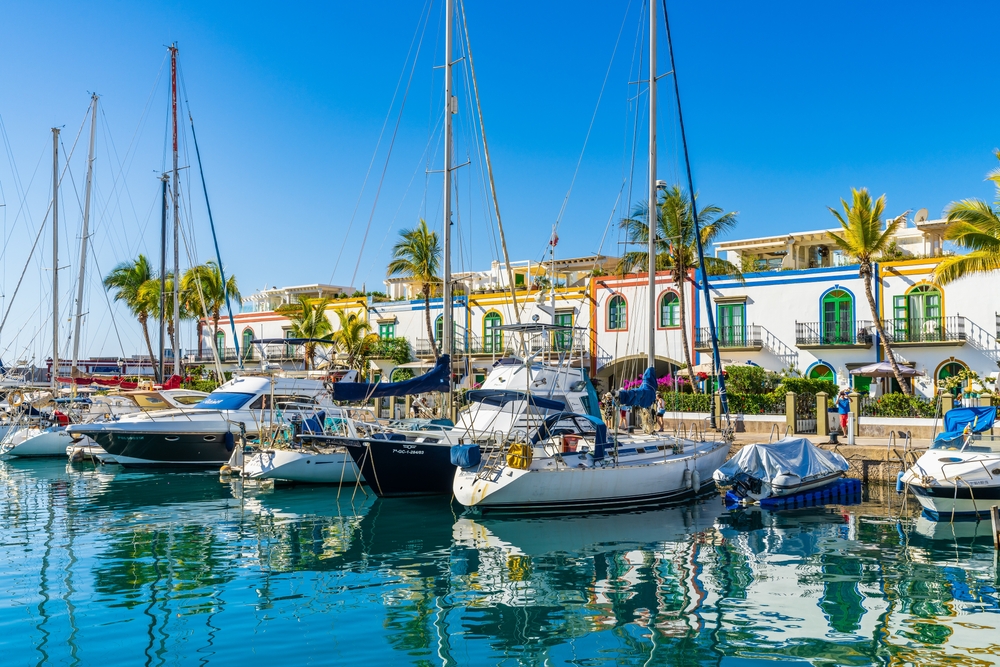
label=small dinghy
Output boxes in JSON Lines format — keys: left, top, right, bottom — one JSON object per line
{"left": 713, "top": 437, "right": 849, "bottom": 504}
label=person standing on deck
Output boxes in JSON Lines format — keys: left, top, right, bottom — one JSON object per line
{"left": 836, "top": 390, "right": 851, "bottom": 433}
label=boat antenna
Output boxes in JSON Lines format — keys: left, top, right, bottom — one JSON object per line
{"left": 661, "top": 0, "right": 731, "bottom": 432}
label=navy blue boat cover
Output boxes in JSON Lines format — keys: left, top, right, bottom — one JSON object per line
{"left": 617, "top": 366, "right": 656, "bottom": 408}
{"left": 331, "top": 354, "right": 451, "bottom": 401}
{"left": 934, "top": 406, "right": 998, "bottom": 447}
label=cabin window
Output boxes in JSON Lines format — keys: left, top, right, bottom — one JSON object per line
{"left": 607, "top": 295, "right": 627, "bottom": 331}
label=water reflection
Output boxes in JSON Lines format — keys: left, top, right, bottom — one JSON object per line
{"left": 0, "top": 459, "right": 998, "bottom": 666}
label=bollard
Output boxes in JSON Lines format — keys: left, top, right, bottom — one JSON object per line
{"left": 785, "top": 392, "right": 797, "bottom": 434}
{"left": 816, "top": 392, "right": 829, "bottom": 437}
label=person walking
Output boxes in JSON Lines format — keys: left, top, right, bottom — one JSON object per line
{"left": 836, "top": 390, "right": 851, "bottom": 434}
{"left": 655, "top": 394, "right": 666, "bottom": 432}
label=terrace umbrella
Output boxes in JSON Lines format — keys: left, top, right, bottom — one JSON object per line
{"left": 849, "top": 361, "right": 923, "bottom": 377}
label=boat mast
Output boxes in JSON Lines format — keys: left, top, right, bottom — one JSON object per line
{"left": 159, "top": 173, "right": 169, "bottom": 383}
{"left": 170, "top": 43, "right": 181, "bottom": 378}
{"left": 647, "top": 0, "right": 657, "bottom": 371}
{"left": 51, "top": 127, "right": 60, "bottom": 390}
{"left": 71, "top": 94, "right": 99, "bottom": 378}
{"left": 442, "top": 0, "right": 454, "bottom": 404}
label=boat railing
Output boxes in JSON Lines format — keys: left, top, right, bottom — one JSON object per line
{"left": 474, "top": 431, "right": 511, "bottom": 483}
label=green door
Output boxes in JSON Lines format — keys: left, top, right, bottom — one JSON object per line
{"left": 554, "top": 312, "right": 573, "bottom": 351}
{"left": 483, "top": 312, "right": 502, "bottom": 353}
{"left": 717, "top": 304, "right": 745, "bottom": 347}
{"left": 906, "top": 285, "right": 942, "bottom": 341}
{"left": 821, "top": 290, "right": 852, "bottom": 344}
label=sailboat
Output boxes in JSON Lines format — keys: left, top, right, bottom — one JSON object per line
{"left": 452, "top": 0, "right": 732, "bottom": 512}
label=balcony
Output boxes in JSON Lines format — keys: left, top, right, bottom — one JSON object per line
{"left": 695, "top": 325, "right": 763, "bottom": 352}
{"left": 884, "top": 316, "right": 966, "bottom": 346}
{"left": 795, "top": 321, "right": 874, "bottom": 348}
{"left": 416, "top": 330, "right": 588, "bottom": 358}
{"left": 191, "top": 344, "right": 302, "bottom": 364}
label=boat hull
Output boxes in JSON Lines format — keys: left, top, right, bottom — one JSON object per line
{"left": 342, "top": 437, "right": 453, "bottom": 497}
{"left": 908, "top": 483, "right": 1000, "bottom": 520}
{"left": 901, "top": 448, "right": 1000, "bottom": 520}
{"left": 241, "top": 448, "right": 363, "bottom": 484}
{"left": 83, "top": 430, "right": 235, "bottom": 468}
{"left": 454, "top": 441, "right": 730, "bottom": 513}
{"left": 2, "top": 427, "right": 90, "bottom": 458}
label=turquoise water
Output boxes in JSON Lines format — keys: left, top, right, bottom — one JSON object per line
{"left": 1, "top": 460, "right": 998, "bottom": 666}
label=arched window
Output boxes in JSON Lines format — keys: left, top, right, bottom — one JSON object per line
{"left": 241, "top": 328, "right": 254, "bottom": 360}
{"left": 215, "top": 330, "right": 226, "bottom": 359}
{"left": 607, "top": 295, "right": 627, "bottom": 331}
{"left": 808, "top": 362, "right": 835, "bottom": 382}
{"left": 821, "top": 289, "right": 853, "bottom": 344}
{"left": 435, "top": 315, "right": 443, "bottom": 341}
{"left": 893, "top": 284, "right": 943, "bottom": 342}
{"left": 483, "top": 312, "right": 502, "bottom": 353}
{"left": 659, "top": 292, "right": 679, "bottom": 328}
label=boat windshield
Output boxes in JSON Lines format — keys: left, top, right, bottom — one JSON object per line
{"left": 191, "top": 392, "right": 256, "bottom": 411}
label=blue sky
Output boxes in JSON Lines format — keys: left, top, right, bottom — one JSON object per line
{"left": 1, "top": 0, "right": 998, "bottom": 361}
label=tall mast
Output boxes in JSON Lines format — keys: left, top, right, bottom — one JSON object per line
{"left": 442, "top": 1, "right": 454, "bottom": 365}
{"left": 647, "top": 0, "right": 657, "bottom": 370}
{"left": 51, "top": 128, "right": 60, "bottom": 389}
{"left": 159, "top": 173, "right": 169, "bottom": 383}
{"left": 170, "top": 43, "right": 181, "bottom": 378}
{"left": 71, "top": 94, "right": 98, "bottom": 377}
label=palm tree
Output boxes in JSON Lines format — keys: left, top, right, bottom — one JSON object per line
{"left": 330, "top": 309, "right": 380, "bottom": 377}
{"left": 104, "top": 255, "right": 158, "bottom": 379}
{"left": 933, "top": 151, "right": 1000, "bottom": 284}
{"left": 181, "top": 261, "right": 240, "bottom": 359}
{"left": 618, "top": 185, "right": 740, "bottom": 388}
{"left": 827, "top": 188, "right": 910, "bottom": 395}
{"left": 286, "top": 296, "right": 334, "bottom": 371}
{"left": 138, "top": 275, "right": 190, "bottom": 354}
{"left": 387, "top": 219, "right": 441, "bottom": 358}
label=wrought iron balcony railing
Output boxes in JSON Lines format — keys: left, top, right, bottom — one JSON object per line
{"left": 695, "top": 325, "right": 762, "bottom": 350}
{"left": 884, "top": 316, "right": 966, "bottom": 344}
{"left": 795, "top": 320, "right": 874, "bottom": 347}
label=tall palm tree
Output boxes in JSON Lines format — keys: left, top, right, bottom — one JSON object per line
{"left": 181, "top": 261, "right": 240, "bottom": 359}
{"left": 934, "top": 151, "right": 1000, "bottom": 284}
{"left": 330, "top": 309, "right": 380, "bottom": 377}
{"left": 827, "top": 188, "right": 910, "bottom": 394}
{"left": 387, "top": 219, "right": 441, "bottom": 359}
{"left": 286, "top": 296, "right": 333, "bottom": 371}
{"left": 618, "top": 185, "right": 740, "bottom": 388}
{"left": 138, "top": 275, "right": 190, "bottom": 354}
{"left": 103, "top": 255, "right": 158, "bottom": 378}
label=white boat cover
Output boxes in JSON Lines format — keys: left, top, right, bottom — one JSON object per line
{"left": 713, "top": 437, "right": 849, "bottom": 485}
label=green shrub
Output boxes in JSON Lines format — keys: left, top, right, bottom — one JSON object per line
{"left": 660, "top": 392, "right": 711, "bottom": 412}
{"left": 371, "top": 338, "right": 411, "bottom": 365}
{"left": 778, "top": 377, "right": 839, "bottom": 397}
{"left": 726, "top": 365, "right": 769, "bottom": 394}
{"left": 866, "top": 392, "right": 935, "bottom": 418}
{"left": 728, "top": 392, "right": 785, "bottom": 415}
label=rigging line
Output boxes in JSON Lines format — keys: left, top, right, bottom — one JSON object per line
{"left": 551, "top": 0, "right": 633, "bottom": 236}
{"left": 86, "top": 243, "right": 126, "bottom": 359}
{"left": 97, "top": 105, "right": 144, "bottom": 259}
{"left": 0, "top": 142, "right": 45, "bottom": 266}
{"left": 187, "top": 102, "right": 240, "bottom": 368}
{"left": 0, "top": 114, "right": 42, "bottom": 244}
{"left": 0, "top": 110, "right": 90, "bottom": 341}
{"left": 457, "top": 0, "right": 521, "bottom": 322}
{"left": 348, "top": 0, "right": 432, "bottom": 290}
{"left": 330, "top": 0, "right": 434, "bottom": 285}
{"left": 661, "top": 0, "right": 729, "bottom": 421}
{"left": 361, "top": 112, "right": 445, "bottom": 288}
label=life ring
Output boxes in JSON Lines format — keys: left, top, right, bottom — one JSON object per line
{"left": 8, "top": 390, "right": 24, "bottom": 407}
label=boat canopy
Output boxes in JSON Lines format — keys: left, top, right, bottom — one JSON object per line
{"left": 331, "top": 354, "right": 451, "bottom": 401}
{"left": 529, "top": 411, "right": 609, "bottom": 460}
{"left": 934, "top": 406, "right": 997, "bottom": 448}
{"left": 617, "top": 367, "right": 656, "bottom": 409}
{"left": 466, "top": 389, "right": 564, "bottom": 411}
{"left": 713, "top": 437, "right": 849, "bottom": 486}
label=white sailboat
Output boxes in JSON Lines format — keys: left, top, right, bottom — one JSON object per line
{"left": 452, "top": 1, "right": 731, "bottom": 512}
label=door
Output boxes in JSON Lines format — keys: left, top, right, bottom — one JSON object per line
{"left": 554, "top": 312, "right": 573, "bottom": 351}
{"left": 483, "top": 313, "right": 502, "bottom": 353}
{"left": 717, "top": 304, "right": 745, "bottom": 347}
{"left": 906, "top": 285, "right": 942, "bottom": 341}
{"left": 821, "top": 290, "right": 852, "bottom": 344}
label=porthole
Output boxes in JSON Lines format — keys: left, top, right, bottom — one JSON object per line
{"left": 165, "top": 436, "right": 179, "bottom": 442}
{"left": 203, "top": 435, "right": 216, "bottom": 441}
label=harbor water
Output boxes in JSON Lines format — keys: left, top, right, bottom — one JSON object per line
{"left": 1, "top": 459, "right": 998, "bottom": 666}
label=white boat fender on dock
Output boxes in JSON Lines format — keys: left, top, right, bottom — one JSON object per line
{"left": 691, "top": 469, "right": 700, "bottom": 492}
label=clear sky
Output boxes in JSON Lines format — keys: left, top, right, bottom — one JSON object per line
{"left": 1, "top": 0, "right": 997, "bottom": 363}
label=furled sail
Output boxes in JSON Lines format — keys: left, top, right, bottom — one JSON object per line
{"left": 617, "top": 366, "right": 656, "bottom": 408}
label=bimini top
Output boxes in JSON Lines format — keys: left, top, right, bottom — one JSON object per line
{"left": 466, "top": 389, "right": 564, "bottom": 411}
{"left": 935, "top": 405, "right": 998, "bottom": 447}
{"left": 529, "top": 411, "right": 609, "bottom": 460}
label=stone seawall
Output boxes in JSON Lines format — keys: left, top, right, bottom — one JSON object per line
{"left": 725, "top": 440, "right": 923, "bottom": 486}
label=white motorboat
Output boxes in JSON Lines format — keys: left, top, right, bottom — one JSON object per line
{"left": 70, "top": 375, "right": 336, "bottom": 468}
{"left": 2, "top": 395, "right": 146, "bottom": 458}
{"left": 900, "top": 406, "right": 1000, "bottom": 520}
{"left": 712, "top": 437, "right": 850, "bottom": 503}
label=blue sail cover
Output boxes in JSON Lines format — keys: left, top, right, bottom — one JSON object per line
{"left": 934, "top": 406, "right": 997, "bottom": 447}
{"left": 331, "top": 355, "right": 451, "bottom": 401}
{"left": 617, "top": 367, "right": 656, "bottom": 408}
